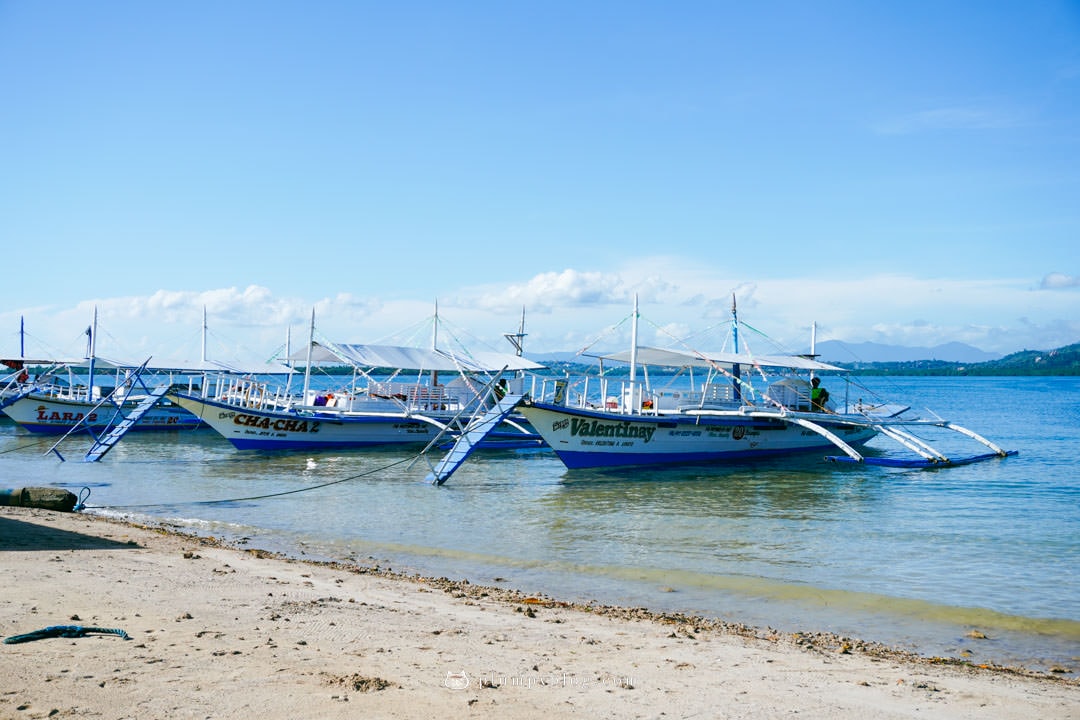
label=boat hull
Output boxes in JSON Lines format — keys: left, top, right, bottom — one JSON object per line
{"left": 2, "top": 394, "right": 202, "bottom": 434}
{"left": 171, "top": 393, "right": 541, "bottom": 451}
{"left": 519, "top": 401, "right": 878, "bottom": 469}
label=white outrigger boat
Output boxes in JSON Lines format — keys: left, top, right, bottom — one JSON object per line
{"left": 169, "top": 309, "right": 545, "bottom": 451}
{"left": 2, "top": 366, "right": 203, "bottom": 434}
{"left": 1, "top": 309, "right": 207, "bottom": 434}
{"left": 2, "top": 309, "right": 293, "bottom": 462}
{"left": 508, "top": 297, "right": 1016, "bottom": 472}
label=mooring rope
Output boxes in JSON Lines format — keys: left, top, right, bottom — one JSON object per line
{"left": 80, "top": 454, "right": 419, "bottom": 511}
{"left": 0, "top": 436, "right": 60, "bottom": 456}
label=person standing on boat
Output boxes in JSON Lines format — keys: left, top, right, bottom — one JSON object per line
{"left": 810, "top": 377, "right": 830, "bottom": 412}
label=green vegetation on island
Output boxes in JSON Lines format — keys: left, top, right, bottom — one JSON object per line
{"left": 829, "top": 342, "right": 1080, "bottom": 376}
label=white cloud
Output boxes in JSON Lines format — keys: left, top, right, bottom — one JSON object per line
{"left": 474, "top": 269, "right": 631, "bottom": 313}
{"left": 1040, "top": 272, "right": 1080, "bottom": 289}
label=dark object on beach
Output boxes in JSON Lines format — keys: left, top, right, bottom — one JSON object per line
{"left": 0, "top": 487, "right": 78, "bottom": 512}
{"left": 3, "top": 625, "right": 131, "bottom": 644}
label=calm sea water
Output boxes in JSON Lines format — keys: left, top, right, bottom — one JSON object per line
{"left": 2, "top": 375, "right": 1078, "bottom": 674}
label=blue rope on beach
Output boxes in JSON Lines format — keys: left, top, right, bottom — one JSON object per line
{"left": 3, "top": 625, "right": 130, "bottom": 644}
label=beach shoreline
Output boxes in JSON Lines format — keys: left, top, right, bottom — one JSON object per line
{"left": 2, "top": 506, "right": 1076, "bottom": 719}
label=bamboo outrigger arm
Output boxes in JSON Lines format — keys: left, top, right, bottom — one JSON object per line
{"left": 745, "top": 412, "right": 866, "bottom": 462}
{"left": 872, "top": 424, "right": 948, "bottom": 463}
{"left": 941, "top": 421, "right": 1011, "bottom": 457}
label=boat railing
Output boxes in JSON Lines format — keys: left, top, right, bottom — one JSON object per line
{"left": 529, "top": 376, "right": 678, "bottom": 415}
{"left": 674, "top": 381, "right": 737, "bottom": 411}
{"left": 365, "top": 381, "right": 465, "bottom": 413}
{"left": 203, "top": 375, "right": 296, "bottom": 411}
{"left": 27, "top": 381, "right": 105, "bottom": 403}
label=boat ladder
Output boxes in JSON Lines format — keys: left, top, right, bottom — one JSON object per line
{"left": 424, "top": 393, "right": 525, "bottom": 486}
{"left": 82, "top": 384, "right": 174, "bottom": 462}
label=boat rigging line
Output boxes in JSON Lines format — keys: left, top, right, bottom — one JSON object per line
{"left": 77, "top": 453, "right": 421, "bottom": 512}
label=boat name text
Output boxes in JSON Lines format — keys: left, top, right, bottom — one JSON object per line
{"left": 35, "top": 406, "right": 98, "bottom": 424}
{"left": 227, "top": 412, "right": 321, "bottom": 434}
{"left": 567, "top": 418, "right": 655, "bottom": 443}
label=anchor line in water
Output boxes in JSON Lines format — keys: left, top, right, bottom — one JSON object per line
{"left": 0, "top": 436, "right": 64, "bottom": 456}
{"left": 81, "top": 455, "right": 420, "bottom": 511}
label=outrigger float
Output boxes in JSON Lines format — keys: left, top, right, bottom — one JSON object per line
{"left": 425, "top": 296, "right": 1015, "bottom": 484}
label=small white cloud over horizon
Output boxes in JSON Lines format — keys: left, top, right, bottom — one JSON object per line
{"left": 1041, "top": 272, "right": 1080, "bottom": 289}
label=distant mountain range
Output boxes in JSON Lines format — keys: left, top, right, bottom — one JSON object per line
{"left": 530, "top": 340, "right": 1002, "bottom": 365}
{"left": 813, "top": 340, "right": 1002, "bottom": 364}
{"left": 528, "top": 341, "right": 1080, "bottom": 375}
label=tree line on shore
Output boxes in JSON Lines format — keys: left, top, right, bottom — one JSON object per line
{"left": 830, "top": 342, "right": 1080, "bottom": 376}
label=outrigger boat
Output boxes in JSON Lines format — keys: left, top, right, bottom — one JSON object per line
{"left": 501, "top": 297, "right": 1016, "bottom": 472}
{"left": 169, "top": 308, "right": 546, "bottom": 451}
{"left": 2, "top": 309, "right": 292, "bottom": 442}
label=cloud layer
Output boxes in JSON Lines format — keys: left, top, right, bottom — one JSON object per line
{"left": 4, "top": 261, "right": 1077, "bottom": 365}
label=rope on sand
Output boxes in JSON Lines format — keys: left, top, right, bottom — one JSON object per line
{"left": 3, "top": 625, "right": 130, "bottom": 644}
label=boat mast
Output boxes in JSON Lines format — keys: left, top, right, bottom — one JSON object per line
{"left": 201, "top": 306, "right": 208, "bottom": 364}
{"left": 19, "top": 315, "right": 24, "bottom": 359}
{"left": 629, "top": 294, "right": 639, "bottom": 383}
{"left": 430, "top": 299, "right": 439, "bottom": 386}
{"left": 731, "top": 294, "right": 742, "bottom": 402}
{"left": 504, "top": 306, "right": 527, "bottom": 357}
{"left": 86, "top": 307, "right": 98, "bottom": 403}
{"left": 302, "top": 308, "right": 315, "bottom": 402}
{"left": 283, "top": 324, "right": 294, "bottom": 394}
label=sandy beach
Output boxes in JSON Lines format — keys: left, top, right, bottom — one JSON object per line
{"left": 1, "top": 506, "right": 1076, "bottom": 719}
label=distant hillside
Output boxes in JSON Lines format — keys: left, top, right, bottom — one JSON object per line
{"left": 529, "top": 342, "right": 1080, "bottom": 376}
{"left": 534, "top": 340, "right": 1002, "bottom": 366}
{"left": 830, "top": 343, "right": 1080, "bottom": 376}
{"left": 815, "top": 340, "right": 1001, "bottom": 364}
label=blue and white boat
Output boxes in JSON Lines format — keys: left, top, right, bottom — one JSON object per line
{"left": 170, "top": 309, "right": 545, "bottom": 451}
{"left": 517, "top": 297, "right": 1015, "bottom": 470}
{"left": 2, "top": 309, "right": 291, "bottom": 436}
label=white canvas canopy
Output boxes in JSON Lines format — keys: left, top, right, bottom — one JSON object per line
{"left": 595, "top": 346, "right": 845, "bottom": 372}
{"left": 7, "top": 355, "right": 294, "bottom": 375}
{"left": 133, "top": 358, "right": 296, "bottom": 375}
{"left": 287, "top": 342, "right": 543, "bottom": 373}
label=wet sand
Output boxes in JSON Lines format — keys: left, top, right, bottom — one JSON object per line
{"left": 1, "top": 506, "right": 1076, "bottom": 719}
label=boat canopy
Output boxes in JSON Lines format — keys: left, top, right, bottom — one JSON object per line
{"left": 595, "top": 346, "right": 845, "bottom": 372}
{"left": 1, "top": 356, "right": 81, "bottom": 367}
{"left": 133, "top": 358, "right": 296, "bottom": 375}
{"left": 287, "top": 342, "right": 543, "bottom": 373}
{"left": 5, "top": 355, "right": 294, "bottom": 375}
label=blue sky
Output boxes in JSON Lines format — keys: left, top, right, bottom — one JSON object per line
{"left": 1, "top": 1, "right": 1078, "bottom": 365}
